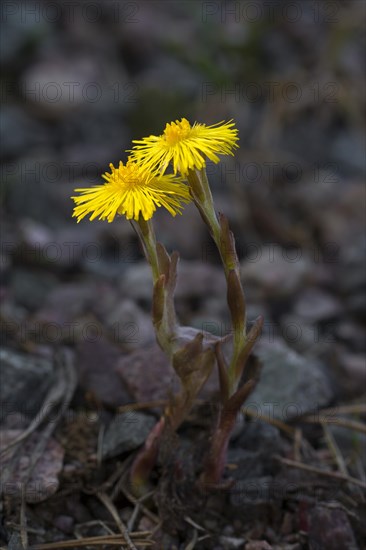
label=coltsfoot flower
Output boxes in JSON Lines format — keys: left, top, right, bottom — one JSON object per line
{"left": 72, "top": 159, "right": 191, "bottom": 222}
{"left": 130, "top": 118, "right": 239, "bottom": 176}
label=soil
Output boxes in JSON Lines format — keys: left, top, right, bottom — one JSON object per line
{"left": 1, "top": 1, "right": 365, "bottom": 549}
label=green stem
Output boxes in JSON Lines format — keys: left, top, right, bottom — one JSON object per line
{"left": 134, "top": 217, "right": 160, "bottom": 283}
{"left": 187, "top": 169, "right": 246, "bottom": 394}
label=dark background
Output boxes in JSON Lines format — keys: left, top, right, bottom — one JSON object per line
{"left": 1, "top": 0, "right": 365, "bottom": 361}
{"left": 1, "top": 0, "right": 366, "bottom": 546}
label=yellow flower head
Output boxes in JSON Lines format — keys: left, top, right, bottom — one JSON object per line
{"left": 130, "top": 118, "right": 239, "bottom": 176}
{"left": 72, "top": 159, "right": 191, "bottom": 223}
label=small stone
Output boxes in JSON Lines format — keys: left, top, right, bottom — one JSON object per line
{"left": 329, "top": 425, "right": 366, "bottom": 469}
{"left": 219, "top": 535, "right": 246, "bottom": 549}
{"left": 0, "top": 349, "right": 54, "bottom": 422}
{"left": 53, "top": 515, "right": 74, "bottom": 534}
{"left": 245, "top": 542, "right": 273, "bottom": 550}
{"left": 333, "top": 350, "right": 366, "bottom": 399}
{"left": 230, "top": 476, "right": 275, "bottom": 507}
{"left": 0, "top": 106, "right": 47, "bottom": 157}
{"left": 249, "top": 339, "right": 334, "bottom": 421}
{"left": 7, "top": 533, "right": 25, "bottom": 550}
{"left": 307, "top": 505, "right": 359, "bottom": 550}
{"left": 154, "top": 203, "right": 205, "bottom": 259}
{"left": 293, "top": 288, "right": 342, "bottom": 321}
{"left": 335, "top": 320, "right": 366, "bottom": 352}
{"left": 102, "top": 412, "right": 156, "bottom": 459}
{"left": 21, "top": 56, "right": 102, "bottom": 118}
{"left": 280, "top": 314, "right": 325, "bottom": 355}
{"left": 115, "top": 343, "right": 178, "bottom": 403}
{"left": 1, "top": 429, "right": 64, "bottom": 503}
{"left": 120, "top": 262, "right": 152, "bottom": 302}
{"left": 33, "top": 282, "right": 98, "bottom": 342}
{"left": 105, "top": 299, "right": 155, "bottom": 351}
{"left": 345, "top": 291, "right": 366, "bottom": 319}
{"left": 76, "top": 339, "right": 132, "bottom": 408}
{"left": 237, "top": 420, "right": 284, "bottom": 455}
{"left": 11, "top": 268, "right": 58, "bottom": 311}
{"left": 175, "top": 261, "right": 226, "bottom": 301}
{"left": 121, "top": 260, "right": 226, "bottom": 304}
{"left": 240, "top": 246, "right": 313, "bottom": 298}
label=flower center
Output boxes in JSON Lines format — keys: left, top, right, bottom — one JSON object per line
{"left": 109, "top": 162, "right": 146, "bottom": 190}
{"left": 164, "top": 118, "right": 192, "bottom": 146}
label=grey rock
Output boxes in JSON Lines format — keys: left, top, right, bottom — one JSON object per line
{"left": 121, "top": 260, "right": 226, "bottom": 304}
{"left": 280, "top": 314, "right": 326, "bottom": 356}
{"left": 329, "top": 425, "right": 366, "bottom": 469}
{"left": 175, "top": 262, "right": 226, "bottom": 301}
{"left": 153, "top": 203, "right": 205, "bottom": 259}
{"left": 102, "top": 412, "right": 156, "bottom": 459}
{"left": 346, "top": 291, "right": 366, "bottom": 319}
{"left": 35, "top": 281, "right": 96, "bottom": 326}
{"left": 249, "top": 339, "right": 334, "bottom": 421}
{"left": 105, "top": 299, "right": 154, "bottom": 351}
{"left": 8, "top": 533, "right": 25, "bottom": 550}
{"left": 308, "top": 505, "right": 359, "bottom": 550}
{"left": 0, "top": 107, "right": 47, "bottom": 157}
{"left": 115, "top": 343, "right": 179, "bottom": 404}
{"left": 1, "top": 3, "right": 50, "bottom": 65}
{"left": 227, "top": 449, "right": 271, "bottom": 480}
{"left": 120, "top": 262, "right": 152, "bottom": 302}
{"left": 20, "top": 56, "right": 103, "bottom": 118}
{"left": 333, "top": 350, "right": 366, "bottom": 399}
{"left": 336, "top": 235, "right": 366, "bottom": 295}
{"left": 218, "top": 535, "right": 246, "bottom": 549}
{"left": 0, "top": 349, "right": 54, "bottom": 423}
{"left": 331, "top": 130, "right": 365, "bottom": 174}
{"left": 293, "top": 287, "right": 342, "bottom": 322}
{"left": 138, "top": 55, "right": 200, "bottom": 97}
{"left": 240, "top": 246, "right": 313, "bottom": 298}
{"left": 335, "top": 320, "right": 366, "bottom": 352}
{"left": 11, "top": 268, "right": 58, "bottom": 311}
{"left": 230, "top": 476, "right": 275, "bottom": 507}
{"left": 227, "top": 421, "right": 286, "bottom": 481}
{"left": 1, "top": 429, "right": 64, "bottom": 503}
{"left": 76, "top": 339, "right": 132, "bottom": 408}
{"left": 237, "top": 420, "right": 283, "bottom": 455}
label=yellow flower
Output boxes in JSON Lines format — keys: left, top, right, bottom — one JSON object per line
{"left": 72, "top": 159, "right": 191, "bottom": 223}
{"left": 130, "top": 118, "right": 239, "bottom": 176}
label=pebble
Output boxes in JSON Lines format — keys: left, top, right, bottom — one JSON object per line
{"left": 248, "top": 338, "right": 334, "bottom": 421}
{"left": 102, "top": 411, "right": 156, "bottom": 459}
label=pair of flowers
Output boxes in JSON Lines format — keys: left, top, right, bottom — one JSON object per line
{"left": 72, "top": 118, "right": 239, "bottom": 222}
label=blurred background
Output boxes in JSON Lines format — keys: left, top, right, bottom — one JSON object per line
{"left": 1, "top": 0, "right": 365, "bottom": 403}
{"left": 1, "top": 1, "right": 366, "bottom": 545}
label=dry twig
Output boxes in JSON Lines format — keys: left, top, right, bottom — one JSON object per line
{"left": 97, "top": 491, "right": 139, "bottom": 550}
{"left": 277, "top": 456, "right": 366, "bottom": 489}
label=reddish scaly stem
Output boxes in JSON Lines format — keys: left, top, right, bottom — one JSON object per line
{"left": 130, "top": 416, "right": 165, "bottom": 496}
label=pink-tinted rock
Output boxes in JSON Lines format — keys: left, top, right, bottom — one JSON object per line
{"left": 307, "top": 505, "right": 358, "bottom": 550}
{"left": 1, "top": 429, "right": 64, "bottom": 503}
{"left": 76, "top": 338, "right": 132, "bottom": 407}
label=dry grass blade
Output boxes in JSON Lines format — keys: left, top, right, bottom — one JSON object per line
{"left": 118, "top": 400, "right": 169, "bottom": 413}
{"left": 243, "top": 407, "right": 295, "bottom": 436}
{"left": 29, "top": 532, "right": 154, "bottom": 549}
{"left": 314, "top": 403, "right": 366, "bottom": 416}
{"left": 0, "top": 349, "right": 76, "bottom": 456}
{"left": 321, "top": 421, "right": 348, "bottom": 476}
{"left": 97, "top": 491, "right": 139, "bottom": 550}
{"left": 302, "top": 416, "right": 366, "bottom": 434}
{"left": 293, "top": 428, "right": 302, "bottom": 461}
{"left": 184, "top": 528, "right": 198, "bottom": 550}
{"left": 278, "top": 457, "right": 366, "bottom": 489}
{"left": 119, "top": 484, "right": 160, "bottom": 525}
{"left": 0, "top": 349, "right": 77, "bottom": 496}
{"left": 20, "top": 487, "right": 28, "bottom": 549}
